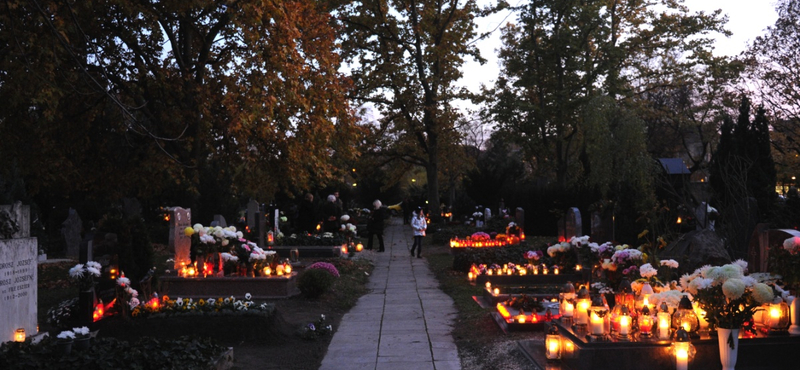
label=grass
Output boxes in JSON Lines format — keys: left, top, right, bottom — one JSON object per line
{"left": 426, "top": 230, "right": 556, "bottom": 370}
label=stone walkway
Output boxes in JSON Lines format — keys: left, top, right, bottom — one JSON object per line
{"left": 319, "top": 218, "right": 461, "bottom": 370}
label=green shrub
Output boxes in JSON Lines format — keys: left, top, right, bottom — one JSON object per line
{"left": 298, "top": 268, "right": 335, "bottom": 298}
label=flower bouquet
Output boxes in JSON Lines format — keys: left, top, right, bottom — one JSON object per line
{"left": 68, "top": 261, "right": 102, "bottom": 291}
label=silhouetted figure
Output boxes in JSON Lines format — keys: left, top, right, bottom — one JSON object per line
{"left": 321, "top": 194, "right": 342, "bottom": 233}
{"left": 367, "top": 200, "right": 386, "bottom": 252}
{"left": 298, "top": 193, "right": 318, "bottom": 234}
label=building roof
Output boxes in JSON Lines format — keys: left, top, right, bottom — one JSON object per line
{"left": 658, "top": 158, "right": 690, "bottom": 175}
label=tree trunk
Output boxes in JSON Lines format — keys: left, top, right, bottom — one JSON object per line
{"left": 426, "top": 132, "right": 441, "bottom": 222}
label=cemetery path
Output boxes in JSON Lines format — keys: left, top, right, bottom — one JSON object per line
{"left": 319, "top": 218, "right": 462, "bottom": 370}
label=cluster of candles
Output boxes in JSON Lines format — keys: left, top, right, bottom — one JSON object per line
{"left": 467, "top": 263, "right": 562, "bottom": 280}
{"left": 450, "top": 238, "right": 511, "bottom": 248}
{"left": 261, "top": 262, "right": 293, "bottom": 277}
{"left": 178, "top": 262, "right": 215, "bottom": 278}
{"left": 340, "top": 242, "right": 364, "bottom": 254}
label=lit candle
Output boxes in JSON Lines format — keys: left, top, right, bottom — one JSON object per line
{"left": 533, "top": 267, "right": 539, "bottom": 275}
{"left": 493, "top": 288, "right": 500, "bottom": 296}
{"left": 14, "top": 328, "right": 25, "bottom": 342}
{"left": 619, "top": 315, "right": 630, "bottom": 336}
{"left": 640, "top": 314, "right": 653, "bottom": 335}
{"left": 548, "top": 339, "right": 559, "bottom": 354}
{"left": 575, "top": 264, "right": 582, "bottom": 271}
{"left": 676, "top": 347, "right": 688, "bottom": 370}
{"left": 485, "top": 282, "right": 491, "bottom": 289}
{"left": 554, "top": 266, "right": 560, "bottom": 275}
{"left": 543, "top": 267, "right": 549, "bottom": 275}
{"left": 487, "top": 269, "right": 493, "bottom": 276}
{"left": 518, "top": 315, "right": 526, "bottom": 324}
{"left": 564, "top": 302, "right": 574, "bottom": 317}
{"left": 658, "top": 312, "right": 671, "bottom": 340}
{"left": 576, "top": 299, "right": 590, "bottom": 325}
{"left": 590, "top": 312, "right": 604, "bottom": 335}
{"left": 468, "top": 272, "right": 474, "bottom": 280}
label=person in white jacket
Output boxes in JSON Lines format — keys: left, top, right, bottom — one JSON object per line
{"left": 410, "top": 208, "right": 427, "bottom": 258}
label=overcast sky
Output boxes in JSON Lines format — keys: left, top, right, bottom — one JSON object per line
{"left": 457, "top": 0, "right": 781, "bottom": 101}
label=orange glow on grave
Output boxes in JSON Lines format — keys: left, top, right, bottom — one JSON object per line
{"left": 163, "top": 214, "right": 170, "bottom": 222}
{"left": 497, "top": 303, "right": 511, "bottom": 319}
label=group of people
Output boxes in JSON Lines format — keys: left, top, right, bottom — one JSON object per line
{"left": 296, "top": 192, "right": 427, "bottom": 257}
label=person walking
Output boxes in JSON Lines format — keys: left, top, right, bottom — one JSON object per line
{"left": 410, "top": 207, "right": 427, "bottom": 258}
{"left": 366, "top": 199, "right": 386, "bottom": 252}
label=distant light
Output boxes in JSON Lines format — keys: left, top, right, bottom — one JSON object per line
{"left": 352, "top": 168, "right": 356, "bottom": 172}
{"left": 793, "top": 176, "right": 797, "bottom": 180}
{"left": 352, "top": 183, "right": 357, "bottom": 187}
{"left": 411, "top": 179, "right": 416, "bottom": 182}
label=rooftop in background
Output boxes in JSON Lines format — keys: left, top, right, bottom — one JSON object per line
{"left": 658, "top": 158, "right": 691, "bottom": 175}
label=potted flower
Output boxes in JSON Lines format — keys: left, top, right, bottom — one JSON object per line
{"left": 685, "top": 261, "right": 774, "bottom": 370}
{"left": 72, "top": 326, "right": 91, "bottom": 350}
{"left": 56, "top": 330, "right": 75, "bottom": 355}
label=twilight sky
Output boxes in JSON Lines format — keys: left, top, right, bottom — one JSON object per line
{"left": 458, "top": 0, "right": 781, "bottom": 101}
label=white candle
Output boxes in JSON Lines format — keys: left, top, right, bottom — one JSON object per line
{"left": 564, "top": 302, "right": 574, "bottom": 317}
{"left": 658, "top": 312, "right": 671, "bottom": 340}
{"left": 619, "top": 316, "right": 630, "bottom": 336}
{"left": 590, "top": 312, "right": 604, "bottom": 335}
{"left": 576, "top": 300, "right": 590, "bottom": 325}
{"left": 676, "top": 347, "right": 688, "bottom": 370}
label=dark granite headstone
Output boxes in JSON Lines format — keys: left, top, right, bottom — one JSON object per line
{"left": 212, "top": 214, "right": 227, "bottom": 228}
{"left": 247, "top": 199, "right": 259, "bottom": 231}
{"left": 121, "top": 197, "right": 142, "bottom": 218}
{"left": 562, "top": 207, "right": 582, "bottom": 239}
{"left": 590, "top": 211, "right": 614, "bottom": 243}
{"left": 61, "top": 208, "right": 82, "bottom": 258}
{"left": 661, "top": 229, "right": 731, "bottom": 275}
{"left": 515, "top": 207, "right": 525, "bottom": 231}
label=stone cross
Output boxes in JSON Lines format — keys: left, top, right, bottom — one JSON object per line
{"left": 61, "top": 208, "right": 82, "bottom": 258}
{"left": 0, "top": 204, "right": 38, "bottom": 342}
{"left": 169, "top": 207, "right": 192, "bottom": 270}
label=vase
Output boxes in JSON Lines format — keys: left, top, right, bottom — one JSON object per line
{"left": 73, "top": 337, "right": 91, "bottom": 351}
{"left": 790, "top": 296, "right": 800, "bottom": 334}
{"left": 57, "top": 340, "right": 73, "bottom": 356}
{"left": 717, "top": 328, "right": 739, "bottom": 370}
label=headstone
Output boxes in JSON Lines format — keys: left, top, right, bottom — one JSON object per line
{"left": 247, "top": 199, "right": 259, "bottom": 231}
{"left": 169, "top": 207, "right": 191, "bottom": 270}
{"left": 0, "top": 205, "right": 38, "bottom": 342}
{"left": 273, "top": 209, "right": 280, "bottom": 235}
{"left": 212, "top": 214, "right": 227, "bottom": 228}
{"left": 591, "top": 211, "right": 614, "bottom": 243}
{"left": 515, "top": 207, "right": 525, "bottom": 231}
{"left": 660, "top": 229, "right": 731, "bottom": 275}
{"left": 258, "top": 204, "right": 266, "bottom": 247}
{"left": 0, "top": 202, "right": 30, "bottom": 238}
{"left": 121, "top": 197, "right": 142, "bottom": 218}
{"left": 563, "top": 207, "right": 582, "bottom": 239}
{"left": 484, "top": 207, "right": 492, "bottom": 221}
{"left": 61, "top": 208, "right": 82, "bottom": 258}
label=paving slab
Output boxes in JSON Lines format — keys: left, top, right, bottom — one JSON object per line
{"left": 319, "top": 218, "right": 461, "bottom": 370}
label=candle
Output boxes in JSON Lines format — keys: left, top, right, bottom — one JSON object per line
{"left": 676, "top": 347, "right": 688, "bottom": 370}
{"left": 619, "top": 315, "right": 630, "bottom": 336}
{"left": 590, "top": 312, "right": 604, "bottom": 335}
{"left": 14, "top": 328, "right": 25, "bottom": 342}
{"left": 658, "top": 312, "right": 671, "bottom": 340}
{"left": 548, "top": 340, "right": 559, "bottom": 354}
{"left": 493, "top": 288, "right": 500, "bottom": 296}
{"left": 468, "top": 272, "right": 474, "bottom": 280}
{"left": 564, "top": 302, "right": 574, "bottom": 317}
{"left": 554, "top": 267, "right": 560, "bottom": 275}
{"left": 576, "top": 299, "right": 590, "bottom": 325}
{"left": 640, "top": 315, "right": 652, "bottom": 335}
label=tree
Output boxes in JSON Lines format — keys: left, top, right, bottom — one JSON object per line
{"left": 486, "top": 0, "right": 730, "bottom": 188}
{"left": 335, "top": 0, "right": 490, "bottom": 218}
{"left": 745, "top": 0, "right": 800, "bottom": 160}
{"left": 0, "top": 0, "right": 360, "bottom": 220}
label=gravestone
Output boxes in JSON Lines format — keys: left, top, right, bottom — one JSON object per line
{"left": 591, "top": 211, "right": 614, "bottom": 243}
{"left": 61, "top": 208, "right": 82, "bottom": 258}
{"left": 247, "top": 199, "right": 259, "bottom": 231}
{"left": 484, "top": 207, "right": 492, "bottom": 222}
{"left": 515, "top": 207, "right": 525, "bottom": 231}
{"left": 169, "top": 207, "right": 192, "bottom": 270}
{"left": 0, "top": 204, "right": 38, "bottom": 342}
{"left": 212, "top": 214, "right": 227, "bottom": 228}
{"left": 561, "top": 207, "right": 582, "bottom": 240}
{"left": 661, "top": 229, "right": 731, "bottom": 275}
{"left": 0, "top": 202, "right": 30, "bottom": 239}
{"left": 121, "top": 197, "right": 142, "bottom": 218}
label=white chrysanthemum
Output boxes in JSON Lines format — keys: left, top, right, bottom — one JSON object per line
{"left": 245, "top": 293, "right": 252, "bottom": 300}
{"left": 340, "top": 214, "right": 350, "bottom": 222}
{"left": 69, "top": 264, "right": 85, "bottom": 278}
{"left": 718, "top": 264, "right": 744, "bottom": 280}
{"left": 660, "top": 259, "right": 679, "bottom": 269}
{"left": 733, "top": 259, "right": 748, "bottom": 271}
{"left": 117, "top": 277, "right": 131, "bottom": 286}
{"left": 222, "top": 229, "right": 237, "bottom": 239}
{"left": 722, "top": 278, "right": 746, "bottom": 300}
{"left": 699, "top": 265, "right": 715, "bottom": 278}
{"left": 72, "top": 327, "right": 90, "bottom": 336}
{"left": 221, "top": 239, "right": 229, "bottom": 247}
{"left": 193, "top": 223, "right": 204, "bottom": 233}
{"left": 213, "top": 228, "right": 224, "bottom": 238}
{"left": 752, "top": 283, "right": 774, "bottom": 304}
{"left": 57, "top": 331, "right": 76, "bottom": 340}
{"left": 86, "top": 267, "right": 101, "bottom": 277}
{"left": 86, "top": 261, "right": 101, "bottom": 270}
{"left": 547, "top": 246, "right": 558, "bottom": 258}
{"left": 177, "top": 299, "right": 184, "bottom": 307}
{"left": 741, "top": 276, "right": 756, "bottom": 287}
{"left": 639, "top": 263, "right": 658, "bottom": 278}
{"left": 129, "top": 297, "right": 140, "bottom": 309}
{"left": 200, "top": 234, "right": 215, "bottom": 244}
{"left": 679, "top": 274, "right": 693, "bottom": 291}
{"left": 236, "top": 231, "right": 244, "bottom": 239}
{"left": 650, "top": 290, "right": 684, "bottom": 309}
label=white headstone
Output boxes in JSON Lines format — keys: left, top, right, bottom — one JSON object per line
{"left": 169, "top": 207, "right": 192, "bottom": 270}
{"left": 0, "top": 205, "right": 37, "bottom": 342}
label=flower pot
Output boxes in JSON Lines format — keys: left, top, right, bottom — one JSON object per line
{"left": 790, "top": 296, "right": 800, "bottom": 335}
{"left": 717, "top": 328, "right": 739, "bottom": 370}
{"left": 73, "top": 337, "right": 91, "bottom": 351}
{"left": 57, "top": 340, "right": 73, "bottom": 356}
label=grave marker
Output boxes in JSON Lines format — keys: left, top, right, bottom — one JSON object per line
{"left": 247, "top": 199, "right": 259, "bottom": 231}
{"left": 212, "top": 214, "right": 227, "bottom": 228}
{"left": 561, "top": 207, "right": 582, "bottom": 240}
{"left": 169, "top": 207, "right": 192, "bottom": 270}
{"left": 61, "top": 208, "right": 82, "bottom": 258}
{"left": 0, "top": 204, "right": 38, "bottom": 342}
{"left": 515, "top": 207, "right": 525, "bottom": 231}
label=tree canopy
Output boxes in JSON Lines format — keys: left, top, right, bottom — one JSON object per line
{"left": 0, "top": 0, "right": 361, "bottom": 218}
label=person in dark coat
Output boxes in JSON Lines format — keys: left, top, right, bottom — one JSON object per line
{"left": 367, "top": 199, "right": 387, "bottom": 252}
{"left": 297, "top": 193, "right": 318, "bottom": 234}
{"left": 321, "top": 194, "right": 342, "bottom": 233}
